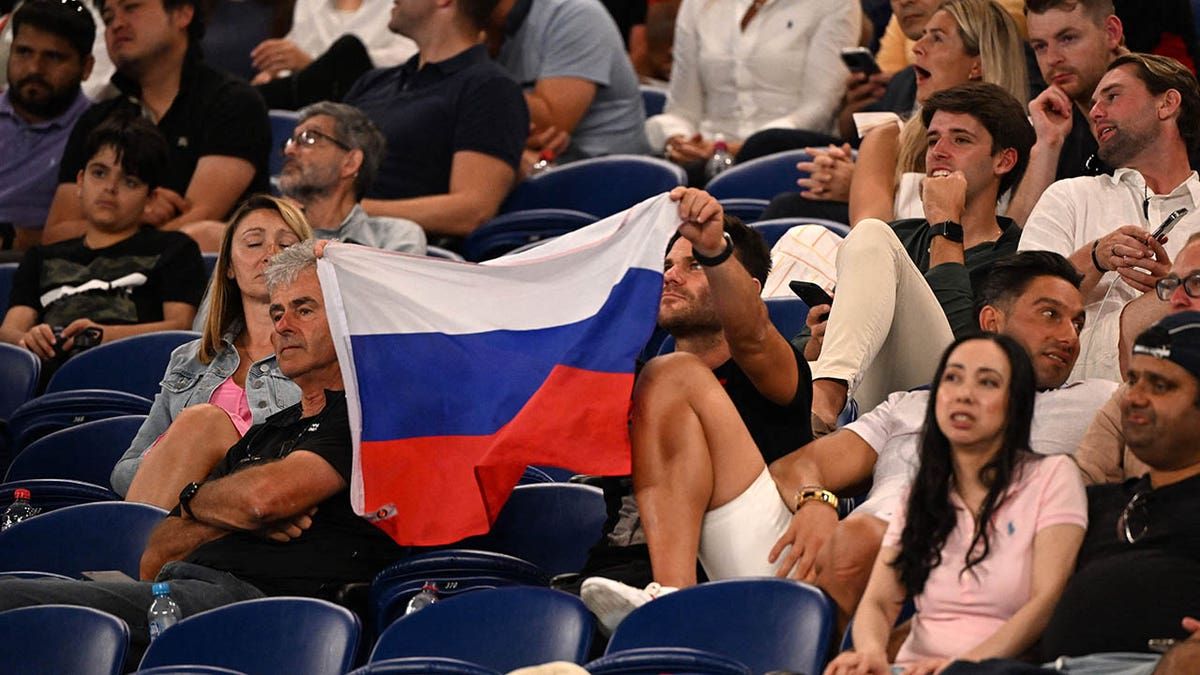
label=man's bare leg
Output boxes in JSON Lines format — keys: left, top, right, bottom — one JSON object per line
{"left": 631, "top": 352, "right": 771, "bottom": 587}
{"left": 813, "top": 512, "right": 887, "bottom": 632}
{"left": 125, "top": 404, "right": 242, "bottom": 509}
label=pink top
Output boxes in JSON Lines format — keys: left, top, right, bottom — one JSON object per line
{"left": 208, "top": 377, "right": 254, "bottom": 436}
{"left": 882, "top": 454, "right": 1087, "bottom": 665}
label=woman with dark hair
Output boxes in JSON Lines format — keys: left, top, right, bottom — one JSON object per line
{"left": 826, "top": 334, "right": 1086, "bottom": 675}
{"left": 110, "top": 195, "right": 312, "bottom": 508}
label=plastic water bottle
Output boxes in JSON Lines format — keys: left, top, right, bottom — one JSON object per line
{"left": 529, "top": 149, "right": 556, "bottom": 176}
{"left": 404, "top": 582, "right": 440, "bottom": 615}
{"left": 0, "top": 489, "right": 39, "bottom": 530}
{"left": 705, "top": 135, "right": 734, "bottom": 179}
{"left": 147, "top": 582, "right": 182, "bottom": 640}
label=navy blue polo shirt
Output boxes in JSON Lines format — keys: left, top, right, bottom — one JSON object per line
{"left": 344, "top": 44, "right": 529, "bottom": 200}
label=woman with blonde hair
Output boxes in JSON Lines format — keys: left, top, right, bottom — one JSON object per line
{"left": 849, "top": 0, "right": 1029, "bottom": 225}
{"left": 111, "top": 195, "right": 313, "bottom": 508}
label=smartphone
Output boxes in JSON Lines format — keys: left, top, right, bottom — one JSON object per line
{"left": 840, "top": 47, "right": 881, "bottom": 76}
{"left": 1153, "top": 208, "right": 1188, "bottom": 243}
{"left": 789, "top": 281, "right": 833, "bottom": 322}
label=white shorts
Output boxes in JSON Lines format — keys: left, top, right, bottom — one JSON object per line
{"left": 698, "top": 466, "right": 794, "bottom": 580}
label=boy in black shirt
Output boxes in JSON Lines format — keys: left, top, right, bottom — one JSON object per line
{"left": 0, "top": 114, "right": 206, "bottom": 363}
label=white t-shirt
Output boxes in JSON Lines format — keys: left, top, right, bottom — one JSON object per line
{"left": 1018, "top": 169, "right": 1200, "bottom": 381}
{"left": 844, "top": 379, "right": 1117, "bottom": 521}
{"left": 286, "top": 0, "right": 417, "bottom": 69}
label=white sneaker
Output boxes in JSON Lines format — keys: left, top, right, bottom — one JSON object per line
{"left": 580, "top": 577, "right": 677, "bottom": 635}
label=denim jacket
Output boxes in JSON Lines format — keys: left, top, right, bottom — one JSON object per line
{"left": 109, "top": 322, "right": 301, "bottom": 495}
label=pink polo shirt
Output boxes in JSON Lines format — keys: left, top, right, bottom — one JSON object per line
{"left": 883, "top": 454, "right": 1087, "bottom": 666}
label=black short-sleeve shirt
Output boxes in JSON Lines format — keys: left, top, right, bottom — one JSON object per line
{"left": 343, "top": 44, "right": 529, "bottom": 200}
{"left": 57, "top": 52, "right": 271, "bottom": 206}
{"left": 184, "top": 390, "right": 405, "bottom": 597}
{"left": 8, "top": 228, "right": 206, "bottom": 327}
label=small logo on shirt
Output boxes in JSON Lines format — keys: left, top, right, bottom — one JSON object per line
{"left": 1006, "top": 521, "right": 1015, "bottom": 536}
{"left": 177, "top": 136, "right": 189, "bottom": 148}
{"left": 307, "top": 421, "right": 321, "bottom": 433}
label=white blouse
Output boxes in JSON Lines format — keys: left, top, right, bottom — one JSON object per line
{"left": 645, "top": 0, "right": 860, "bottom": 149}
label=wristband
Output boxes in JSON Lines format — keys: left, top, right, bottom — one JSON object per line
{"left": 1091, "top": 240, "right": 1108, "bottom": 273}
{"left": 693, "top": 232, "right": 734, "bottom": 267}
{"left": 794, "top": 485, "right": 838, "bottom": 512}
{"left": 178, "top": 481, "right": 202, "bottom": 519}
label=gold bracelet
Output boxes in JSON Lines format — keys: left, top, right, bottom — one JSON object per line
{"left": 795, "top": 485, "right": 838, "bottom": 512}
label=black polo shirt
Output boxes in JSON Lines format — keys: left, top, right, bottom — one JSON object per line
{"left": 344, "top": 44, "right": 529, "bottom": 200}
{"left": 183, "top": 390, "right": 406, "bottom": 597}
{"left": 1041, "top": 472, "right": 1200, "bottom": 658}
{"left": 58, "top": 50, "right": 271, "bottom": 206}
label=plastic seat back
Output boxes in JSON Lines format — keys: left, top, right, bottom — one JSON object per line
{"left": 607, "top": 578, "right": 835, "bottom": 675}
{"left": 138, "top": 597, "right": 360, "bottom": 675}
{"left": 500, "top": 155, "right": 685, "bottom": 218}
{"left": 0, "top": 500, "right": 164, "bottom": 577}
{"left": 370, "top": 587, "right": 592, "bottom": 671}
{"left": 586, "top": 647, "right": 752, "bottom": 675}
{"left": 704, "top": 150, "right": 813, "bottom": 201}
{"left": 0, "top": 262, "right": 17, "bottom": 317}
{"left": 268, "top": 109, "right": 300, "bottom": 178}
{"left": 457, "top": 483, "right": 606, "bottom": 576}
{"left": 639, "top": 85, "right": 666, "bottom": 117}
{"left": 6, "top": 389, "right": 153, "bottom": 451}
{"left": 6, "top": 414, "right": 146, "bottom": 485}
{"left": 47, "top": 331, "right": 200, "bottom": 398}
{"left": 463, "top": 208, "right": 597, "bottom": 261}
{"left": 370, "top": 549, "right": 549, "bottom": 634}
{"left": 348, "top": 657, "right": 500, "bottom": 674}
{"left": 0, "top": 604, "right": 129, "bottom": 675}
{"left": 0, "top": 342, "right": 40, "bottom": 422}
{"left": 718, "top": 198, "right": 770, "bottom": 224}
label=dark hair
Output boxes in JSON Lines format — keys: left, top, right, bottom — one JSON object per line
{"left": 977, "top": 251, "right": 1083, "bottom": 314}
{"left": 457, "top": 0, "right": 501, "bottom": 30}
{"left": 297, "top": 101, "right": 386, "bottom": 199}
{"left": 1107, "top": 53, "right": 1200, "bottom": 164}
{"left": 665, "top": 214, "right": 771, "bottom": 286}
{"left": 11, "top": 0, "right": 96, "bottom": 59}
{"left": 97, "top": 0, "right": 206, "bottom": 43}
{"left": 82, "top": 112, "right": 169, "bottom": 189}
{"left": 891, "top": 332, "right": 1038, "bottom": 597}
{"left": 920, "top": 82, "right": 1036, "bottom": 196}
{"left": 1024, "top": 0, "right": 1113, "bottom": 23}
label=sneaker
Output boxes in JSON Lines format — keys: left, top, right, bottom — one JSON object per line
{"left": 580, "top": 577, "right": 677, "bottom": 635}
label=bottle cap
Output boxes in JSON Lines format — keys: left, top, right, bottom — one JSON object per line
{"left": 714, "top": 140, "right": 729, "bottom": 151}
{"left": 152, "top": 582, "right": 170, "bottom": 596}
{"left": 13, "top": 489, "right": 30, "bottom": 500}
{"left": 538, "top": 149, "right": 555, "bottom": 162}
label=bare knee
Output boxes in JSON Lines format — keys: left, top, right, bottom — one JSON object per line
{"left": 816, "top": 514, "right": 887, "bottom": 609}
{"left": 634, "top": 352, "right": 722, "bottom": 409}
{"left": 172, "top": 403, "right": 235, "bottom": 432}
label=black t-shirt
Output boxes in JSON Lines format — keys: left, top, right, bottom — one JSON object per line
{"left": 184, "top": 390, "right": 406, "bottom": 597}
{"left": 9, "top": 228, "right": 206, "bottom": 327}
{"left": 343, "top": 45, "right": 529, "bottom": 200}
{"left": 57, "top": 52, "right": 271, "bottom": 207}
{"left": 1040, "top": 473, "right": 1200, "bottom": 658}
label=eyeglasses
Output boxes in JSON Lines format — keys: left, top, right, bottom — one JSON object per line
{"left": 1116, "top": 488, "right": 1150, "bottom": 544}
{"left": 1155, "top": 271, "right": 1200, "bottom": 301}
{"left": 282, "top": 128, "right": 351, "bottom": 153}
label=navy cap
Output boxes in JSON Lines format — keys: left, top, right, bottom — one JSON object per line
{"left": 1132, "top": 311, "right": 1200, "bottom": 382}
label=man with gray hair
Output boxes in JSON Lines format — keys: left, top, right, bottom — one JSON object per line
{"left": 0, "top": 240, "right": 404, "bottom": 669}
{"left": 279, "top": 102, "right": 426, "bottom": 254}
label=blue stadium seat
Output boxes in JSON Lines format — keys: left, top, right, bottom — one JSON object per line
{"left": 135, "top": 667, "right": 248, "bottom": 675}
{"left": 0, "top": 604, "right": 129, "bottom": 675}
{"left": 463, "top": 209, "right": 597, "bottom": 262}
{"left": 6, "top": 389, "right": 152, "bottom": 451}
{"left": 0, "top": 343, "right": 40, "bottom": 422}
{"left": 138, "top": 597, "right": 360, "bottom": 675}
{"left": 751, "top": 217, "right": 850, "bottom": 247}
{"left": 203, "top": 252, "right": 219, "bottom": 281}
{"left": 268, "top": 109, "right": 300, "bottom": 179}
{"left": 46, "top": 330, "right": 201, "bottom": 398}
{"left": 0, "top": 478, "right": 119, "bottom": 515}
{"left": 718, "top": 198, "right": 771, "bottom": 224}
{"left": 456, "top": 483, "right": 606, "bottom": 576}
{"left": 606, "top": 578, "right": 835, "bottom": 675}
{"left": 0, "top": 262, "right": 17, "bottom": 317}
{"left": 6, "top": 414, "right": 146, "bottom": 485}
{"left": 639, "top": 85, "right": 667, "bottom": 117}
{"left": 370, "top": 549, "right": 549, "bottom": 634}
{"left": 0, "top": 500, "right": 165, "bottom": 578}
{"left": 704, "top": 150, "right": 813, "bottom": 201}
{"left": 500, "top": 155, "right": 686, "bottom": 218}
{"left": 348, "top": 657, "right": 500, "bottom": 674}
{"left": 586, "top": 647, "right": 752, "bottom": 675}
{"left": 370, "top": 587, "right": 593, "bottom": 671}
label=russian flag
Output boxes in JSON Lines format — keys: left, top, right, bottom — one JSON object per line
{"left": 317, "top": 195, "right": 681, "bottom": 545}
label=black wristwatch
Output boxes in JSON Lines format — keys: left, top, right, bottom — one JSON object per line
{"left": 693, "top": 232, "right": 735, "bottom": 266}
{"left": 178, "top": 481, "right": 202, "bottom": 518}
{"left": 929, "top": 220, "right": 964, "bottom": 244}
